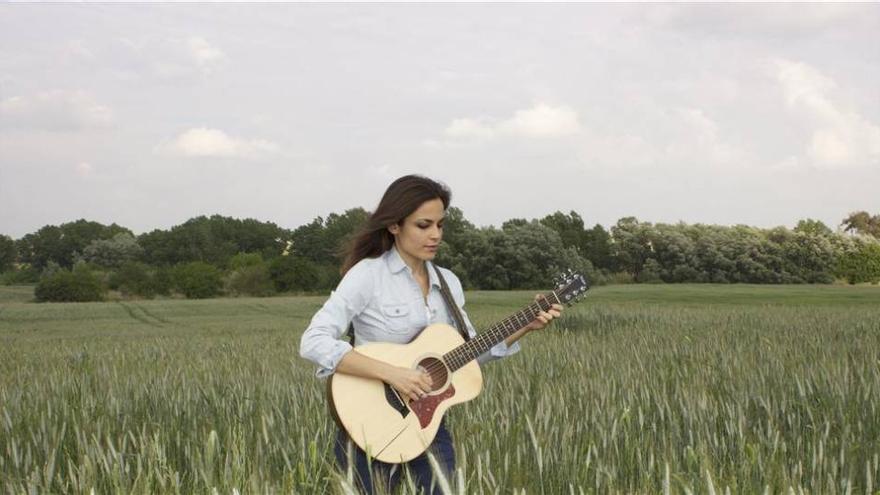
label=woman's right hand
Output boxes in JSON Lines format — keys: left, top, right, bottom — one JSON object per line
{"left": 383, "top": 366, "right": 433, "bottom": 403}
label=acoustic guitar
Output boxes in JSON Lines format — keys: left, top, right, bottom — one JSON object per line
{"left": 328, "top": 270, "right": 590, "bottom": 463}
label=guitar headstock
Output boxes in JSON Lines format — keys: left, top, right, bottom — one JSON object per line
{"left": 552, "top": 269, "right": 590, "bottom": 306}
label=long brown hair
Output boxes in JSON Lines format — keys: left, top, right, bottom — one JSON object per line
{"left": 340, "top": 175, "right": 451, "bottom": 275}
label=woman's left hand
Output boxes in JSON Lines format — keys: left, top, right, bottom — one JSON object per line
{"left": 524, "top": 294, "right": 563, "bottom": 332}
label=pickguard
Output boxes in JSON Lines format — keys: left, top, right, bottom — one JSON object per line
{"left": 408, "top": 385, "right": 456, "bottom": 428}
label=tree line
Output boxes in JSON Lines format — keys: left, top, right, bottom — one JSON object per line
{"left": 0, "top": 210, "right": 878, "bottom": 302}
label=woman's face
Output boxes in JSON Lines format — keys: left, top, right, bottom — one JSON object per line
{"left": 388, "top": 197, "right": 445, "bottom": 268}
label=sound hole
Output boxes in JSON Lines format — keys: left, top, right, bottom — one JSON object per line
{"left": 417, "top": 357, "right": 449, "bottom": 393}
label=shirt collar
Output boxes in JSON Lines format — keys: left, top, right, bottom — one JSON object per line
{"left": 385, "top": 244, "right": 441, "bottom": 288}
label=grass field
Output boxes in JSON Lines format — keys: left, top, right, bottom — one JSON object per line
{"left": 1, "top": 284, "right": 879, "bottom": 493}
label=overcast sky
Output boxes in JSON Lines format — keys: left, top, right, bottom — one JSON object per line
{"left": 1, "top": 3, "right": 878, "bottom": 238}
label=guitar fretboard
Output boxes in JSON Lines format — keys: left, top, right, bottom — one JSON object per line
{"left": 442, "top": 291, "right": 561, "bottom": 372}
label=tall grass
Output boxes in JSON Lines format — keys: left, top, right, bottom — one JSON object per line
{"left": 1, "top": 285, "right": 878, "bottom": 493}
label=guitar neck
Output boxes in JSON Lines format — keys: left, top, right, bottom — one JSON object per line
{"left": 442, "top": 290, "right": 561, "bottom": 372}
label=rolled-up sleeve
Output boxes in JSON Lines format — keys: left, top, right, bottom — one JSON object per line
{"left": 299, "top": 263, "right": 373, "bottom": 378}
{"left": 446, "top": 271, "right": 521, "bottom": 365}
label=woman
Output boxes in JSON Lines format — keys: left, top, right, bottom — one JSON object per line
{"left": 299, "top": 175, "right": 563, "bottom": 494}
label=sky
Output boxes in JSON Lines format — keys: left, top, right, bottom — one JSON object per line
{"left": 1, "top": 3, "right": 879, "bottom": 238}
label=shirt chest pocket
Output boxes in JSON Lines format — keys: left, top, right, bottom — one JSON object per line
{"left": 380, "top": 302, "right": 412, "bottom": 333}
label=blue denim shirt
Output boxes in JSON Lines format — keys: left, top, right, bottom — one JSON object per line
{"left": 299, "top": 244, "right": 521, "bottom": 378}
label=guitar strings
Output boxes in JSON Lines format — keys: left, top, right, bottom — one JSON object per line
{"left": 435, "top": 300, "right": 546, "bottom": 368}
{"left": 445, "top": 294, "right": 557, "bottom": 368}
{"left": 400, "top": 283, "right": 585, "bottom": 399}
{"left": 415, "top": 293, "right": 561, "bottom": 379}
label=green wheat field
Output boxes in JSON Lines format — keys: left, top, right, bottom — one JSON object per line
{"left": 1, "top": 284, "right": 879, "bottom": 494}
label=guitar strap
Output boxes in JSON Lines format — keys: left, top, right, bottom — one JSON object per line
{"left": 346, "top": 262, "right": 472, "bottom": 345}
{"left": 431, "top": 264, "right": 472, "bottom": 342}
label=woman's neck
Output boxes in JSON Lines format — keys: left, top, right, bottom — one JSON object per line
{"left": 395, "top": 244, "right": 427, "bottom": 278}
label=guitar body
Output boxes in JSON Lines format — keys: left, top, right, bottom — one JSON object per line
{"left": 329, "top": 323, "right": 483, "bottom": 464}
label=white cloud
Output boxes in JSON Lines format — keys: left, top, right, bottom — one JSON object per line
{"left": 442, "top": 101, "right": 747, "bottom": 172}
{"left": 0, "top": 90, "right": 114, "bottom": 131}
{"left": 75, "top": 162, "right": 94, "bottom": 177}
{"left": 444, "top": 103, "right": 582, "bottom": 140}
{"left": 774, "top": 58, "right": 880, "bottom": 169}
{"left": 676, "top": 108, "right": 742, "bottom": 165}
{"left": 445, "top": 118, "right": 496, "bottom": 140}
{"left": 367, "top": 163, "right": 394, "bottom": 180}
{"left": 645, "top": 4, "right": 874, "bottom": 38}
{"left": 504, "top": 104, "right": 582, "bottom": 137}
{"left": 104, "top": 35, "right": 226, "bottom": 81}
{"left": 575, "top": 106, "right": 748, "bottom": 171}
{"left": 776, "top": 59, "right": 836, "bottom": 113}
{"left": 64, "top": 40, "right": 95, "bottom": 60}
{"left": 163, "top": 127, "right": 280, "bottom": 158}
{"left": 187, "top": 36, "right": 226, "bottom": 72}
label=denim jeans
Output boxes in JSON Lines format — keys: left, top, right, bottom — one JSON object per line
{"left": 334, "top": 421, "right": 456, "bottom": 495}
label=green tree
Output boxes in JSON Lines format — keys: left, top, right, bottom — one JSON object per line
{"left": 722, "top": 225, "right": 771, "bottom": 283}
{"left": 289, "top": 208, "right": 369, "bottom": 265}
{"left": 288, "top": 217, "right": 326, "bottom": 263}
{"left": 35, "top": 265, "right": 105, "bottom": 302}
{"left": 438, "top": 206, "right": 475, "bottom": 250}
{"left": 794, "top": 218, "right": 833, "bottom": 237}
{"left": 779, "top": 230, "right": 837, "bottom": 283}
{"left": 17, "top": 220, "right": 130, "bottom": 269}
{"left": 0, "top": 234, "right": 16, "bottom": 272}
{"left": 139, "top": 215, "right": 288, "bottom": 267}
{"left": 637, "top": 258, "right": 663, "bottom": 283}
{"left": 610, "top": 217, "right": 652, "bottom": 279}
{"left": 501, "top": 218, "right": 528, "bottom": 230}
{"left": 324, "top": 208, "right": 369, "bottom": 258}
{"left": 433, "top": 206, "right": 477, "bottom": 278}
{"left": 540, "top": 211, "right": 586, "bottom": 252}
{"left": 583, "top": 224, "right": 614, "bottom": 271}
{"left": 841, "top": 211, "right": 880, "bottom": 238}
{"left": 228, "top": 252, "right": 266, "bottom": 270}
{"left": 836, "top": 237, "right": 880, "bottom": 284}
{"left": 226, "top": 265, "right": 275, "bottom": 297}
{"left": 109, "top": 262, "right": 159, "bottom": 298}
{"left": 433, "top": 226, "right": 489, "bottom": 289}
{"left": 446, "top": 221, "right": 596, "bottom": 290}
{"left": 172, "top": 262, "right": 223, "bottom": 299}
{"left": 225, "top": 253, "right": 275, "bottom": 297}
{"left": 649, "top": 224, "right": 699, "bottom": 282}
{"left": 81, "top": 233, "right": 144, "bottom": 268}
{"left": 268, "top": 255, "right": 321, "bottom": 292}
{"left": 457, "top": 227, "right": 510, "bottom": 289}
